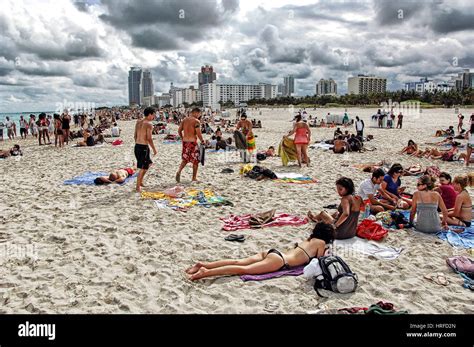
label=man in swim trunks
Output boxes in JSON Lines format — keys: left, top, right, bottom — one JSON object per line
{"left": 134, "top": 107, "right": 158, "bottom": 192}
{"left": 236, "top": 113, "right": 255, "bottom": 158}
{"left": 176, "top": 108, "right": 204, "bottom": 182}
{"left": 333, "top": 135, "right": 347, "bottom": 154}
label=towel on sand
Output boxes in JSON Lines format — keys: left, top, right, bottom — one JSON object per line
{"left": 142, "top": 188, "right": 232, "bottom": 210}
{"left": 240, "top": 266, "right": 305, "bottom": 281}
{"left": 64, "top": 172, "right": 137, "bottom": 186}
{"left": 221, "top": 212, "right": 308, "bottom": 231}
{"left": 309, "top": 143, "right": 334, "bottom": 150}
{"left": 278, "top": 137, "right": 297, "bottom": 166}
{"left": 437, "top": 224, "right": 474, "bottom": 249}
{"left": 334, "top": 237, "right": 403, "bottom": 260}
{"left": 274, "top": 172, "right": 318, "bottom": 184}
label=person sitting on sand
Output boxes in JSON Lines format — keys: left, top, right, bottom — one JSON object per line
{"left": 444, "top": 175, "right": 473, "bottom": 227}
{"left": 347, "top": 134, "right": 363, "bottom": 152}
{"left": 333, "top": 127, "right": 343, "bottom": 139}
{"left": 308, "top": 177, "right": 361, "bottom": 239}
{"left": 265, "top": 146, "right": 275, "bottom": 157}
{"left": 0, "top": 144, "right": 22, "bottom": 158}
{"left": 77, "top": 129, "right": 95, "bottom": 147}
{"left": 410, "top": 175, "right": 449, "bottom": 234}
{"left": 446, "top": 126, "right": 455, "bottom": 137}
{"left": 95, "top": 167, "right": 136, "bottom": 185}
{"left": 185, "top": 222, "right": 335, "bottom": 281}
{"left": 400, "top": 140, "right": 418, "bottom": 155}
{"left": 333, "top": 136, "right": 347, "bottom": 154}
{"left": 434, "top": 172, "right": 458, "bottom": 210}
{"left": 379, "top": 164, "right": 411, "bottom": 209}
{"left": 358, "top": 169, "right": 395, "bottom": 214}
{"left": 111, "top": 123, "right": 121, "bottom": 137}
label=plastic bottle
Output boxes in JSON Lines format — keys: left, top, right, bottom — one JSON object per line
{"left": 364, "top": 203, "right": 371, "bottom": 219}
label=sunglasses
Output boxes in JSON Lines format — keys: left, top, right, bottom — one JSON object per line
{"left": 417, "top": 183, "right": 425, "bottom": 186}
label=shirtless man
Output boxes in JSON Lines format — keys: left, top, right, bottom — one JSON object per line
{"left": 236, "top": 113, "right": 255, "bottom": 160}
{"left": 134, "top": 107, "right": 158, "bottom": 192}
{"left": 176, "top": 108, "right": 204, "bottom": 182}
{"left": 333, "top": 135, "right": 347, "bottom": 154}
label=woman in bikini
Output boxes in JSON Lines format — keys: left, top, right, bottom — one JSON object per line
{"left": 445, "top": 175, "right": 473, "bottom": 227}
{"left": 286, "top": 114, "right": 311, "bottom": 167}
{"left": 53, "top": 114, "right": 64, "bottom": 148}
{"left": 307, "top": 177, "right": 362, "bottom": 239}
{"left": 186, "top": 222, "right": 334, "bottom": 281}
{"left": 400, "top": 140, "right": 418, "bottom": 155}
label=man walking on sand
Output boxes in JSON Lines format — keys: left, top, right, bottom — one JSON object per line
{"left": 176, "top": 108, "right": 204, "bottom": 183}
{"left": 134, "top": 107, "right": 158, "bottom": 192}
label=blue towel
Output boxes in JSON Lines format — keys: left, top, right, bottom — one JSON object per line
{"left": 64, "top": 172, "right": 137, "bottom": 186}
{"left": 437, "top": 221, "right": 474, "bottom": 249}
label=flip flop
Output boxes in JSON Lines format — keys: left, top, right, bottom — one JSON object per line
{"left": 424, "top": 273, "right": 450, "bottom": 286}
{"left": 323, "top": 204, "right": 338, "bottom": 209}
{"left": 221, "top": 168, "right": 234, "bottom": 173}
{"left": 225, "top": 234, "right": 245, "bottom": 242}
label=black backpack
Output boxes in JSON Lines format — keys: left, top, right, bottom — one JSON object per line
{"left": 313, "top": 256, "right": 358, "bottom": 297}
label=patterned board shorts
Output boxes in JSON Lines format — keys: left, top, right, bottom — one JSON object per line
{"left": 182, "top": 141, "right": 199, "bottom": 164}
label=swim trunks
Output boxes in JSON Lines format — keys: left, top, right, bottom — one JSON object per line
{"left": 182, "top": 141, "right": 199, "bottom": 164}
{"left": 135, "top": 144, "right": 152, "bottom": 169}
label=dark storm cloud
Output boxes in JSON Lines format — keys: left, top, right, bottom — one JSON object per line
{"left": 372, "top": 0, "right": 425, "bottom": 26}
{"left": 431, "top": 8, "right": 474, "bottom": 33}
{"left": 99, "top": 0, "right": 239, "bottom": 50}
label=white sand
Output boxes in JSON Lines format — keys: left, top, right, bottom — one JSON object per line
{"left": 1, "top": 107, "right": 473, "bottom": 314}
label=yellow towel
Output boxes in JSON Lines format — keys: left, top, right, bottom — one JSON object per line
{"left": 278, "top": 137, "right": 297, "bottom": 166}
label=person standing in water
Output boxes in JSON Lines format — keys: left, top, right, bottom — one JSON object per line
{"left": 134, "top": 107, "right": 158, "bottom": 192}
{"left": 176, "top": 108, "right": 204, "bottom": 183}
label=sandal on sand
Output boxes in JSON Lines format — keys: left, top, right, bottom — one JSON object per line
{"left": 263, "top": 301, "right": 280, "bottom": 312}
{"left": 424, "top": 273, "right": 450, "bottom": 286}
{"left": 224, "top": 234, "right": 245, "bottom": 242}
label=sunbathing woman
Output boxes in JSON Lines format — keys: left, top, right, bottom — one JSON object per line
{"left": 307, "top": 177, "right": 361, "bottom": 239}
{"left": 0, "top": 144, "right": 22, "bottom": 158}
{"left": 186, "top": 222, "right": 335, "bottom": 281}
{"left": 95, "top": 168, "right": 136, "bottom": 185}
{"left": 400, "top": 140, "right": 418, "bottom": 155}
{"left": 429, "top": 144, "right": 459, "bottom": 161}
{"left": 444, "top": 175, "right": 473, "bottom": 227}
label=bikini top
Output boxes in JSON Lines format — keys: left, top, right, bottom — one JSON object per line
{"left": 294, "top": 243, "right": 316, "bottom": 263}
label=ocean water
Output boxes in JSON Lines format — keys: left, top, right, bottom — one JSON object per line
{"left": 0, "top": 112, "right": 55, "bottom": 139}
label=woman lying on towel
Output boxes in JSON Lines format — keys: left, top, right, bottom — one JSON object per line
{"left": 94, "top": 167, "right": 136, "bottom": 185}
{"left": 185, "top": 222, "right": 335, "bottom": 281}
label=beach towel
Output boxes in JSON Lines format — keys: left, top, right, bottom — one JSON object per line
{"left": 198, "top": 144, "right": 205, "bottom": 165}
{"left": 310, "top": 143, "right": 334, "bottom": 151}
{"left": 64, "top": 172, "right": 137, "bottom": 186}
{"left": 333, "top": 237, "right": 403, "bottom": 260}
{"left": 234, "top": 130, "right": 247, "bottom": 150}
{"left": 437, "top": 225, "right": 474, "bottom": 249}
{"left": 278, "top": 137, "right": 297, "bottom": 166}
{"left": 274, "top": 172, "right": 318, "bottom": 184}
{"left": 240, "top": 266, "right": 305, "bottom": 282}
{"left": 163, "top": 140, "right": 182, "bottom": 144}
{"left": 142, "top": 188, "right": 232, "bottom": 211}
{"left": 221, "top": 212, "right": 308, "bottom": 231}
{"left": 247, "top": 134, "right": 256, "bottom": 151}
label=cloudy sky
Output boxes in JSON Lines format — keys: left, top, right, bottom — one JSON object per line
{"left": 0, "top": 0, "right": 473, "bottom": 112}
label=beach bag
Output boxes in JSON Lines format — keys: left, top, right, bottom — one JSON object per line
{"left": 356, "top": 219, "right": 388, "bottom": 241}
{"left": 446, "top": 256, "right": 474, "bottom": 276}
{"left": 313, "top": 256, "right": 358, "bottom": 297}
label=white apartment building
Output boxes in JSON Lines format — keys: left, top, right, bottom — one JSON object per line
{"left": 348, "top": 75, "right": 387, "bottom": 95}
{"left": 201, "top": 81, "right": 270, "bottom": 109}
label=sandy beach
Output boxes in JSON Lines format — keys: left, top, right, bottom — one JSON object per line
{"left": 1, "top": 107, "right": 473, "bottom": 314}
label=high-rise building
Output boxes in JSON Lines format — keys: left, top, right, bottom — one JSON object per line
{"left": 316, "top": 79, "right": 337, "bottom": 96}
{"left": 347, "top": 75, "right": 387, "bottom": 95}
{"left": 198, "top": 65, "right": 217, "bottom": 87}
{"left": 259, "top": 83, "right": 278, "bottom": 99}
{"left": 141, "top": 70, "right": 154, "bottom": 98}
{"left": 283, "top": 75, "right": 295, "bottom": 96}
{"left": 128, "top": 67, "right": 142, "bottom": 105}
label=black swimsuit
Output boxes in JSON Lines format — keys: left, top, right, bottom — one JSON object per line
{"left": 267, "top": 244, "right": 316, "bottom": 271}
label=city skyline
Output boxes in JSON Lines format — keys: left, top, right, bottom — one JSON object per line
{"left": 0, "top": 0, "right": 473, "bottom": 112}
